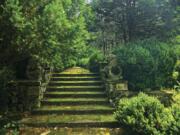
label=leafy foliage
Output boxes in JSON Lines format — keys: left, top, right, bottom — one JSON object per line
{"left": 114, "top": 93, "right": 179, "bottom": 135}
{"left": 114, "top": 39, "right": 177, "bottom": 90}
{"left": 88, "top": 48, "right": 104, "bottom": 72}
{"left": 173, "top": 60, "right": 180, "bottom": 91}
{"left": 0, "top": 0, "right": 99, "bottom": 113}
{"left": 0, "top": 115, "right": 20, "bottom": 135}
{"left": 170, "top": 103, "right": 180, "bottom": 134}
{"left": 91, "top": 0, "right": 180, "bottom": 54}
{"left": 0, "top": 0, "right": 93, "bottom": 71}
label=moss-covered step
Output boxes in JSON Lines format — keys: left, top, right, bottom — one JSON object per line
{"left": 44, "top": 91, "right": 106, "bottom": 98}
{"left": 47, "top": 86, "right": 104, "bottom": 92}
{"left": 41, "top": 98, "right": 109, "bottom": 105}
{"left": 51, "top": 76, "right": 101, "bottom": 81}
{"left": 59, "top": 67, "right": 93, "bottom": 74}
{"left": 52, "top": 73, "right": 99, "bottom": 77}
{"left": 48, "top": 81, "right": 103, "bottom": 86}
{"left": 20, "top": 114, "right": 118, "bottom": 128}
{"left": 32, "top": 105, "right": 115, "bottom": 115}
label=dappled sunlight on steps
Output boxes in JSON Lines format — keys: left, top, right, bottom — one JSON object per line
{"left": 20, "top": 67, "right": 118, "bottom": 129}
{"left": 19, "top": 127, "right": 126, "bottom": 135}
{"left": 60, "top": 67, "right": 92, "bottom": 74}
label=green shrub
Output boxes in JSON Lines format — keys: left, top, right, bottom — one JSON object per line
{"left": 76, "top": 46, "right": 104, "bottom": 70}
{"left": 0, "top": 67, "right": 15, "bottom": 112}
{"left": 89, "top": 50, "right": 104, "bottom": 72}
{"left": 172, "top": 60, "right": 180, "bottom": 91}
{"left": 114, "top": 93, "right": 176, "bottom": 135}
{"left": 173, "top": 60, "right": 180, "bottom": 81}
{"left": 1, "top": 0, "right": 91, "bottom": 72}
{"left": 0, "top": 118, "right": 20, "bottom": 135}
{"left": 114, "top": 39, "right": 177, "bottom": 90}
{"left": 77, "top": 58, "right": 90, "bottom": 68}
{"left": 173, "top": 91, "right": 180, "bottom": 104}
{"left": 170, "top": 104, "right": 180, "bottom": 134}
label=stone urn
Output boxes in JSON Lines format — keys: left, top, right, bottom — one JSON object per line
{"left": 102, "top": 54, "right": 122, "bottom": 81}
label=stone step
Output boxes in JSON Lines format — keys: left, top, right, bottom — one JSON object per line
{"left": 52, "top": 73, "right": 99, "bottom": 77}
{"left": 32, "top": 105, "right": 114, "bottom": 115}
{"left": 48, "top": 81, "right": 103, "bottom": 86}
{"left": 41, "top": 98, "right": 109, "bottom": 105}
{"left": 51, "top": 77, "right": 101, "bottom": 81}
{"left": 20, "top": 114, "right": 118, "bottom": 128}
{"left": 47, "top": 86, "right": 104, "bottom": 92}
{"left": 44, "top": 91, "right": 106, "bottom": 98}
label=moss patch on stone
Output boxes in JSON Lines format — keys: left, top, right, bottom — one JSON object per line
{"left": 35, "top": 105, "right": 113, "bottom": 111}
{"left": 21, "top": 114, "right": 116, "bottom": 123}
{"left": 44, "top": 98, "right": 108, "bottom": 102}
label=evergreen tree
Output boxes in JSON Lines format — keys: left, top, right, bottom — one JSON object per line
{"left": 0, "top": 0, "right": 92, "bottom": 70}
{"left": 91, "top": 0, "right": 180, "bottom": 50}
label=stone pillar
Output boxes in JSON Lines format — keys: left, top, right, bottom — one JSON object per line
{"left": 8, "top": 81, "right": 42, "bottom": 111}
{"left": 7, "top": 57, "right": 52, "bottom": 112}
{"left": 100, "top": 54, "right": 129, "bottom": 105}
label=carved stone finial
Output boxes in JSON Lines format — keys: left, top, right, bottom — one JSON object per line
{"left": 102, "top": 54, "right": 122, "bottom": 81}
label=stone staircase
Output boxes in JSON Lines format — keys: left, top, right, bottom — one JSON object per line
{"left": 20, "top": 67, "right": 118, "bottom": 127}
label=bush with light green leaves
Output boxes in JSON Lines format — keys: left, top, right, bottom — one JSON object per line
{"left": 88, "top": 49, "right": 104, "bottom": 72}
{"left": 173, "top": 60, "right": 180, "bottom": 91}
{"left": 114, "top": 93, "right": 179, "bottom": 135}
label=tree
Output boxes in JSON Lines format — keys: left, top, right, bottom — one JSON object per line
{"left": 0, "top": 0, "right": 92, "bottom": 70}
{"left": 91, "top": 0, "right": 180, "bottom": 50}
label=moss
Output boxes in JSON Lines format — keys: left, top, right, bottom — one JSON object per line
{"left": 21, "top": 114, "right": 116, "bottom": 123}
{"left": 50, "top": 81, "right": 102, "bottom": 83}
{"left": 18, "top": 127, "right": 128, "bottom": 135}
{"left": 20, "top": 67, "right": 116, "bottom": 128}
{"left": 36, "top": 105, "right": 113, "bottom": 111}
{"left": 45, "top": 91, "right": 105, "bottom": 95}
{"left": 51, "top": 76, "right": 100, "bottom": 79}
{"left": 44, "top": 98, "right": 107, "bottom": 102}
{"left": 61, "top": 67, "right": 92, "bottom": 74}
{"left": 48, "top": 86, "right": 103, "bottom": 89}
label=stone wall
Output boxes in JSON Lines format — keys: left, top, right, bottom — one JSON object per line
{"left": 7, "top": 56, "right": 52, "bottom": 112}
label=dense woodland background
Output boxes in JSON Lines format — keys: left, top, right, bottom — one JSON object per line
{"left": 0, "top": 0, "right": 180, "bottom": 107}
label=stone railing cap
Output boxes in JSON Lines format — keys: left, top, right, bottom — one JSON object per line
{"left": 9, "top": 80, "right": 41, "bottom": 86}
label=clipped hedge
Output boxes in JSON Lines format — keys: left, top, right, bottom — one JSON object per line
{"left": 114, "top": 39, "right": 177, "bottom": 91}
{"left": 114, "top": 93, "right": 179, "bottom": 135}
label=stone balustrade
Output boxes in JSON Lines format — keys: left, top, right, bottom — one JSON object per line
{"left": 99, "top": 54, "right": 129, "bottom": 106}
{"left": 7, "top": 56, "right": 52, "bottom": 112}
{"left": 99, "top": 54, "right": 173, "bottom": 106}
